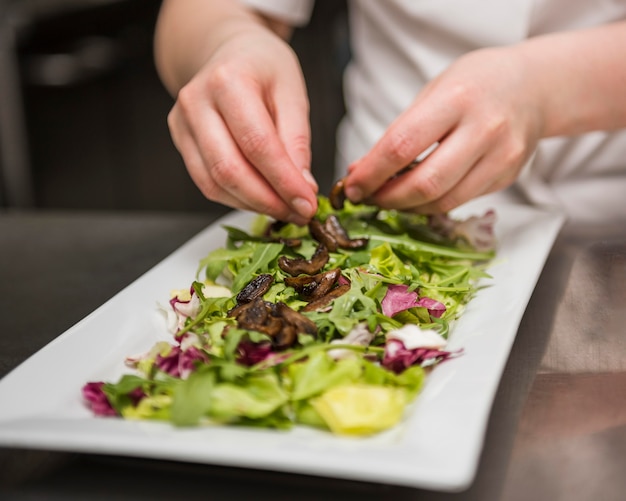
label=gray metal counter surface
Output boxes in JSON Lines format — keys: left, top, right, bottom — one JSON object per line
{"left": 0, "top": 210, "right": 624, "bottom": 501}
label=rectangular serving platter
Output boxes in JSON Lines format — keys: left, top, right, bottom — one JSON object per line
{"left": 0, "top": 195, "right": 564, "bottom": 491}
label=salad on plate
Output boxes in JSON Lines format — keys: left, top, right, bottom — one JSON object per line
{"left": 83, "top": 194, "right": 496, "bottom": 436}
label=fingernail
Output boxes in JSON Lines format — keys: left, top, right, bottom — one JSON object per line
{"left": 292, "top": 197, "right": 314, "bottom": 219}
{"left": 302, "top": 169, "right": 318, "bottom": 191}
{"left": 344, "top": 185, "right": 363, "bottom": 203}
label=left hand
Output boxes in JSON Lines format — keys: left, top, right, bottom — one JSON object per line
{"left": 343, "top": 46, "right": 545, "bottom": 213}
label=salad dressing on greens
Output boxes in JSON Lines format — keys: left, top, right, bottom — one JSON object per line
{"left": 83, "top": 197, "right": 496, "bottom": 436}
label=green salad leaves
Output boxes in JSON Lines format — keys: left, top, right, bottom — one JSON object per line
{"left": 83, "top": 197, "right": 495, "bottom": 436}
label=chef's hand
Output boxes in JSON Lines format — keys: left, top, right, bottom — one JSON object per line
{"left": 166, "top": 27, "right": 318, "bottom": 225}
{"left": 343, "top": 46, "right": 544, "bottom": 213}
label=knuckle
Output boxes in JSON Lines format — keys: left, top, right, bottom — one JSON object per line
{"left": 209, "top": 158, "right": 239, "bottom": 191}
{"left": 483, "top": 115, "right": 507, "bottom": 139}
{"left": 199, "top": 181, "right": 220, "bottom": 202}
{"left": 434, "top": 194, "right": 461, "bottom": 214}
{"left": 386, "top": 133, "right": 417, "bottom": 164}
{"left": 193, "top": 171, "right": 221, "bottom": 202}
{"left": 289, "top": 133, "right": 311, "bottom": 156}
{"left": 176, "top": 84, "right": 195, "bottom": 109}
{"left": 166, "top": 109, "right": 176, "bottom": 131}
{"left": 448, "top": 82, "right": 475, "bottom": 108}
{"left": 412, "top": 170, "right": 444, "bottom": 201}
{"left": 166, "top": 111, "right": 182, "bottom": 148}
{"left": 502, "top": 137, "right": 527, "bottom": 167}
{"left": 206, "top": 62, "right": 237, "bottom": 92}
{"left": 175, "top": 84, "right": 202, "bottom": 122}
{"left": 239, "top": 128, "right": 271, "bottom": 158}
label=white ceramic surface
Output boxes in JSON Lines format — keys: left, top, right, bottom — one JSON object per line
{"left": 0, "top": 196, "right": 565, "bottom": 491}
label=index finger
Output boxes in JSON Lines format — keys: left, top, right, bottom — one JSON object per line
{"left": 344, "top": 97, "right": 459, "bottom": 203}
{"left": 215, "top": 80, "right": 317, "bottom": 220}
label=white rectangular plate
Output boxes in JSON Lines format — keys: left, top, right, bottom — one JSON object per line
{"left": 0, "top": 195, "right": 564, "bottom": 491}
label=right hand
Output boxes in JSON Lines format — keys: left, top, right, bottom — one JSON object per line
{"left": 167, "top": 27, "right": 318, "bottom": 225}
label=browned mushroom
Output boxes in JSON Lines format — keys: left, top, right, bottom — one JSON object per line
{"left": 274, "top": 302, "right": 318, "bottom": 336}
{"left": 309, "top": 216, "right": 368, "bottom": 251}
{"left": 329, "top": 178, "right": 347, "bottom": 210}
{"left": 308, "top": 219, "right": 338, "bottom": 251}
{"left": 233, "top": 298, "right": 268, "bottom": 328}
{"left": 229, "top": 298, "right": 318, "bottom": 350}
{"left": 273, "top": 324, "right": 298, "bottom": 350}
{"left": 285, "top": 268, "right": 341, "bottom": 300}
{"left": 277, "top": 237, "right": 302, "bottom": 248}
{"left": 301, "top": 284, "right": 351, "bottom": 312}
{"left": 278, "top": 244, "right": 329, "bottom": 276}
{"left": 236, "top": 274, "right": 274, "bottom": 304}
{"left": 324, "top": 215, "right": 368, "bottom": 250}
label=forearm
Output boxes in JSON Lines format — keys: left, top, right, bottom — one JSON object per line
{"left": 516, "top": 20, "right": 626, "bottom": 137}
{"left": 154, "top": 0, "right": 292, "bottom": 96}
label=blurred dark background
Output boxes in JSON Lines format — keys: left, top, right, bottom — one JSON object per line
{"left": 0, "top": 0, "right": 348, "bottom": 213}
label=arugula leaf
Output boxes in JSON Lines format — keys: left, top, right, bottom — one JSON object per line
{"left": 231, "top": 242, "right": 284, "bottom": 293}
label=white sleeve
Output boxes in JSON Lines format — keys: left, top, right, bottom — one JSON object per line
{"left": 240, "top": 0, "right": 315, "bottom": 26}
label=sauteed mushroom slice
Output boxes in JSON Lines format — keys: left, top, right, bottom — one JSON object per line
{"left": 233, "top": 297, "right": 267, "bottom": 326}
{"left": 231, "top": 298, "right": 283, "bottom": 337}
{"left": 284, "top": 268, "right": 341, "bottom": 300}
{"left": 227, "top": 302, "right": 246, "bottom": 318}
{"left": 277, "top": 237, "right": 302, "bottom": 248}
{"left": 309, "top": 216, "right": 368, "bottom": 251}
{"left": 324, "top": 215, "right": 368, "bottom": 250}
{"left": 231, "top": 299, "right": 319, "bottom": 350}
{"left": 329, "top": 178, "right": 347, "bottom": 210}
{"left": 308, "top": 219, "right": 338, "bottom": 251}
{"left": 301, "top": 284, "right": 351, "bottom": 312}
{"left": 236, "top": 274, "right": 274, "bottom": 304}
{"left": 278, "top": 244, "right": 329, "bottom": 276}
{"left": 275, "top": 302, "right": 318, "bottom": 337}
{"left": 273, "top": 324, "right": 298, "bottom": 350}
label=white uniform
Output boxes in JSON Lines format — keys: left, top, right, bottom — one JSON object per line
{"left": 242, "top": 0, "right": 626, "bottom": 223}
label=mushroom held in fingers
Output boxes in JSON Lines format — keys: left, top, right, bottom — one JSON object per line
{"left": 329, "top": 178, "right": 347, "bottom": 210}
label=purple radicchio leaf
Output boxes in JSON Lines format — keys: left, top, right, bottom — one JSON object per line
{"left": 382, "top": 284, "right": 446, "bottom": 318}
{"left": 236, "top": 340, "right": 274, "bottom": 366}
{"left": 155, "top": 344, "right": 208, "bottom": 379}
{"left": 415, "top": 297, "right": 446, "bottom": 318}
{"left": 382, "top": 339, "right": 458, "bottom": 374}
{"left": 82, "top": 381, "right": 117, "bottom": 417}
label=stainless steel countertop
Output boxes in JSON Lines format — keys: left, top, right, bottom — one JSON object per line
{"left": 0, "top": 210, "right": 624, "bottom": 501}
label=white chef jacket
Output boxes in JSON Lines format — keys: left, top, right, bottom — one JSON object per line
{"left": 242, "top": 0, "right": 626, "bottom": 223}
